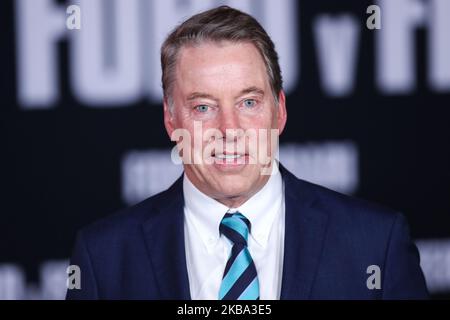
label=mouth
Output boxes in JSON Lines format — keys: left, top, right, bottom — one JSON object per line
{"left": 211, "top": 152, "right": 249, "bottom": 166}
{"left": 214, "top": 153, "right": 244, "bottom": 160}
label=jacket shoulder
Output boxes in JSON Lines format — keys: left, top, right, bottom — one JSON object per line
{"left": 78, "top": 175, "right": 183, "bottom": 245}
{"left": 284, "top": 169, "right": 401, "bottom": 226}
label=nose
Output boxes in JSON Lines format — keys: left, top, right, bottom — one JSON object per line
{"left": 217, "top": 106, "right": 242, "bottom": 141}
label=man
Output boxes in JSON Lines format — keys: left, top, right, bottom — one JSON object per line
{"left": 67, "top": 6, "right": 428, "bottom": 299}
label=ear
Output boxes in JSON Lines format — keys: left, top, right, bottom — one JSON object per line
{"left": 163, "top": 97, "right": 176, "bottom": 138}
{"left": 277, "top": 90, "right": 287, "bottom": 135}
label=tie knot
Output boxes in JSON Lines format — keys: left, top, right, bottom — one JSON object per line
{"left": 220, "top": 212, "right": 251, "bottom": 246}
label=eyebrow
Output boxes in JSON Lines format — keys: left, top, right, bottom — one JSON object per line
{"left": 237, "top": 86, "right": 265, "bottom": 98}
{"left": 186, "top": 92, "right": 218, "bottom": 102}
{"left": 186, "top": 86, "right": 265, "bottom": 102}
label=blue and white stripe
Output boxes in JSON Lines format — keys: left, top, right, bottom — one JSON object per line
{"left": 219, "top": 212, "right": 259, "bottom": 300}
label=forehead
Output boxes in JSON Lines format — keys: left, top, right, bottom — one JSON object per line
{"left": 174, "top": 41, "right": 269, "bottom": 95}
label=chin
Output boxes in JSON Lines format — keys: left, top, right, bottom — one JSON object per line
{"left": 211, "top": 177, "right": 255, "bottom": 198}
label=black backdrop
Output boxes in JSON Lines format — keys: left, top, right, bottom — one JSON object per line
{"left": 1, "top": 0, "right": 449, "bottom": 299}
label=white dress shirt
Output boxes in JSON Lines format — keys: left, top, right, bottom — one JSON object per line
{"left": 183, "top": 168, "right": 285, "bottom": 300}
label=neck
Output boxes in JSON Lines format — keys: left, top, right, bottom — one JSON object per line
{"left": 213, "top": 175, "right": 271, "bottom": 208}
{"left": 214, "top": 195, "right": 250, "bottom": 208}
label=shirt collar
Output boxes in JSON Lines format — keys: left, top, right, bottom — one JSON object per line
{"left": 235, "top": 166, "right": 283, "bottom": 248}
{"left": 183, "top": 166, "right": 283, "bottom": 251}
{"left": 183, "top": 175, "right": 229, "bottom": 253}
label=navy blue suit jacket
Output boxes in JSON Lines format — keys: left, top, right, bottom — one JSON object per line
{"left": 66, "top": 166, "right": 428, "bottom": 299}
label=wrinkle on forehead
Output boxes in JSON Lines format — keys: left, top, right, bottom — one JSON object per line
{"left": 174, "top": 41, "right": 270, "bottom": 98}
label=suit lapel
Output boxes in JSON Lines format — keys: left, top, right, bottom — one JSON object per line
{"left": 141, "top": 175, "right": 191, "bottom": 299}
{"left": 280, "top": 167, "right": 329, "bottom": 299}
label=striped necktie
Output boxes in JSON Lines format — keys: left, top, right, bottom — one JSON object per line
{"left": 218, "top": 212, "right": 260, "bottom": 300}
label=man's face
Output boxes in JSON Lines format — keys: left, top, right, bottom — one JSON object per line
{"left": 164, "top": 41, "right": 287, "bottom": 206}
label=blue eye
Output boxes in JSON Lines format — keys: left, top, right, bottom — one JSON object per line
{"left": 195, "top": 105, "right": 209, "bottom": 113}
{"left": 243, "top": 99, "right": 256, "bottom": 108}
